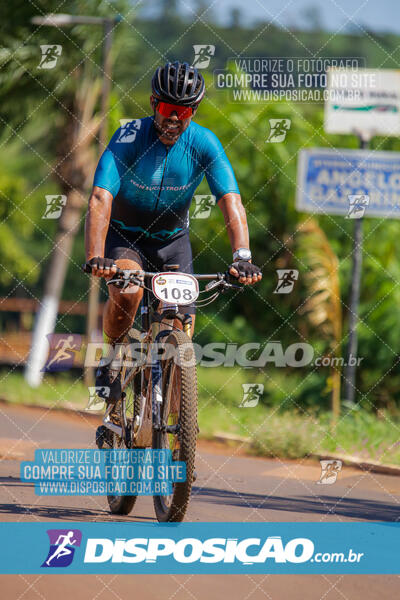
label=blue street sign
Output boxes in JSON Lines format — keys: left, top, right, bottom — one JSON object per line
{"left": 296, "top": 148, "right": 400, "bottom": 218}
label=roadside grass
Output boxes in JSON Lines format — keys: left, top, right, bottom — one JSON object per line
{"left": 1, "top": 368, "right": 399, "bottom": 465}
{"left": 0, "top": 370, "right": 88, "bottom": 410}
{"left": 197, "top": 367, "right": 400, "bottom": 465}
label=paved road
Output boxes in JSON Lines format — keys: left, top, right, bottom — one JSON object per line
{"left": 0, "top": 402, "right": 399, "bottom": 599}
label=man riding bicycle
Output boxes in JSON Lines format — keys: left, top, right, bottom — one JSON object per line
{"left": 84, "top": 61, "right": 262, "bottom": 399}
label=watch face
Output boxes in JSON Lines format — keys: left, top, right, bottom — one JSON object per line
{"left": 236, "top": 248, "right": 252, "bottom": 261}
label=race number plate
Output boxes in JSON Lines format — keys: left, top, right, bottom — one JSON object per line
{"left": 152, "top": 272, "right": 199, "bottom": 305}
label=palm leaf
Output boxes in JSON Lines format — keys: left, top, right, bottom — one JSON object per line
{"left": 296, "top": 218, "right": 342, "bottom": 419}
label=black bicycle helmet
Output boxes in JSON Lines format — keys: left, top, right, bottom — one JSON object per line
{"left": 151, "top": 61, "right": 205, "bottom": 106}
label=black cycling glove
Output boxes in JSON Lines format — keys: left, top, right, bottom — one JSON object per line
{"left": 86, "top": 257, "right": 117, "bottom": 272}
{"left": 229, "top": 260, "right": 262, "bottom": 279}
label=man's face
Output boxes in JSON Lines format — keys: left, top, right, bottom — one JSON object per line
{"left": 150, "top": 96, "right": 195, "bottom": 145}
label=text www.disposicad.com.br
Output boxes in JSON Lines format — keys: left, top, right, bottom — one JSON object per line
{"left": 37, "top": 481, "right": 170, "bottom": 495}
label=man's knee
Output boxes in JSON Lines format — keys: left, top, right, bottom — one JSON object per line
{"left": 109, "top": 284, "right": 142, "bottom": 303}
{"left": 108, "top": 258, "right": 143, "bottom": 308}
{"left": 108, "top": 285, "right": 143, "bottom": 318}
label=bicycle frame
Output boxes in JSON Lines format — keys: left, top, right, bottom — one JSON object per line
{"left": 102, "top": 273, "right": 193, "bottom": 444}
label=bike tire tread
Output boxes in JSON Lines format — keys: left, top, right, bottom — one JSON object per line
{"left": 153, "top": 329, "right": 198, "bottom": 522}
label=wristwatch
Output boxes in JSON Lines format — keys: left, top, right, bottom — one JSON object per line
{"left": 233, "top": 248, "right": 252, "bottom": 262}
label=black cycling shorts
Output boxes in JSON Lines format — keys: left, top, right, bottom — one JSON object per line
{"left": 105, "top": 227, "right": 195, "bottom": 314}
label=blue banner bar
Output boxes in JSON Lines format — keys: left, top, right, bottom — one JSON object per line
{"left": 0, "top": 522, "right": 398, "bottom": 574}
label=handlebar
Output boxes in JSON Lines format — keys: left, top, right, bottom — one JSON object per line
{"left": 83, "top": 263, "right": 225, "bottom": 280}
{"left": 82, "top": 263, "right": 243, "bottom": 291}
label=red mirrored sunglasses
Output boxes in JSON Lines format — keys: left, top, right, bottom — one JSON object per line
{"left": 155, "top": 101, "right": 194, "bottom": 119}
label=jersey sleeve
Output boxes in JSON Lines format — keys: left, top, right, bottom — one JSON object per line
{"left": 200, "top": 129, "right": 240, "bottom": 201}
{"left": 93, "top": 127, "right": 130, "bottom": 197}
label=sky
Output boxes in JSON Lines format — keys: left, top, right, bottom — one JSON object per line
{"left": 141, "top": 0, "right": 400, "bottom": 35}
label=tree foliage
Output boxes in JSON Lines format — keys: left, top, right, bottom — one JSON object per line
{"left": 1, "top": 6, "right": 400, "bottom": 407}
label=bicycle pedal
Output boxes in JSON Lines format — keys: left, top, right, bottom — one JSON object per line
{"left": 95, "top": 425, "right": 113, "bottom": 449}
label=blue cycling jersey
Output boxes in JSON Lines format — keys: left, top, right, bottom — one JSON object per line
{"left": 93, "top": 116, "right": 239, "bottom": 241}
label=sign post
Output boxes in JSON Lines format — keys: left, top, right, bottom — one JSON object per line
{"left": 345, "top": 137, "right": 367, "bottom": 404}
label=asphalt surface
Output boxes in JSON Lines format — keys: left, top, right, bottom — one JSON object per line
{"left": 0, "top": 402, "right": 399, "bottom": 599}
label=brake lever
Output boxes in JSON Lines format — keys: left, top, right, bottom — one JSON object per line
{"left": 205, "top": 279, "right": 224, "bottom": 292}
{"left": 205, "top": 272, "right": 244, "bottom": 293}
{"left": 223, "top": 270, "right": 244, "bottom": 291}
{"left": 106, "top": 277, "right": 124, "bottom": 287}
{"left": 222, "top": 281, "right": 244, "bottom": 292}
{"left": 107, "top": 274, "right": 144, "bottom": 289}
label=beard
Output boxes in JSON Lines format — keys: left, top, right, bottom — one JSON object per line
{"left": 153, "top": 115, "right": 182, "bottom": 142}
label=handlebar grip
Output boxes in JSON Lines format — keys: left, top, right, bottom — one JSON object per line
{"left": 225, "top": 270, "right": 241, "bottom": 285}
{"left": 82, "top": 263, "right": 122, "bottom": 275}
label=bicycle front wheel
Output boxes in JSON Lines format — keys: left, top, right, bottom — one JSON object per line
{"left": 107, "top": 397, "right": 138, "bottom": 515}
{"left": 153, "top": 329, "right": 198, "bottom": 522}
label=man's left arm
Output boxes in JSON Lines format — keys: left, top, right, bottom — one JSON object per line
{"left": 218, "top": 193, "right": 262, "bottom": 285}
{"left": 202, "top": 130, "right": 262, "bottom": 285}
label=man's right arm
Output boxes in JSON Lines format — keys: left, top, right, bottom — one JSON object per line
{"left": 84, "top": 186, "right": 117, "bottom": 277}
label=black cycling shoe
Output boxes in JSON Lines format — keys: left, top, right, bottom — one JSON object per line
{"left": 95, "top": 364, "right": 121, "bottom": 404}
{"left": 95, "top": 425, "right": 113, "bottom": 449}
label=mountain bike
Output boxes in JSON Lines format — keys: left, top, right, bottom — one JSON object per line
{"left": 84, "top": 263, "right": 242, "bottom": 522}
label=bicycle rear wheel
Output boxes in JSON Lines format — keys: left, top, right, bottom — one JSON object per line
{"left": 153, "top": 329, "right": 197, "bottom": 522}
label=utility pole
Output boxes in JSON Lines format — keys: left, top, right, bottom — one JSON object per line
{"left": 85, "top": 18, "right": 115, "bottom": 385}
{"left": 25, "top": 14, "right": 119, "bottom": 387}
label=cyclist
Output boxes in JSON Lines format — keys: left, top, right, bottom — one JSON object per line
{"left": 84, "top": 61, "right": 262, "bottom": 398}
